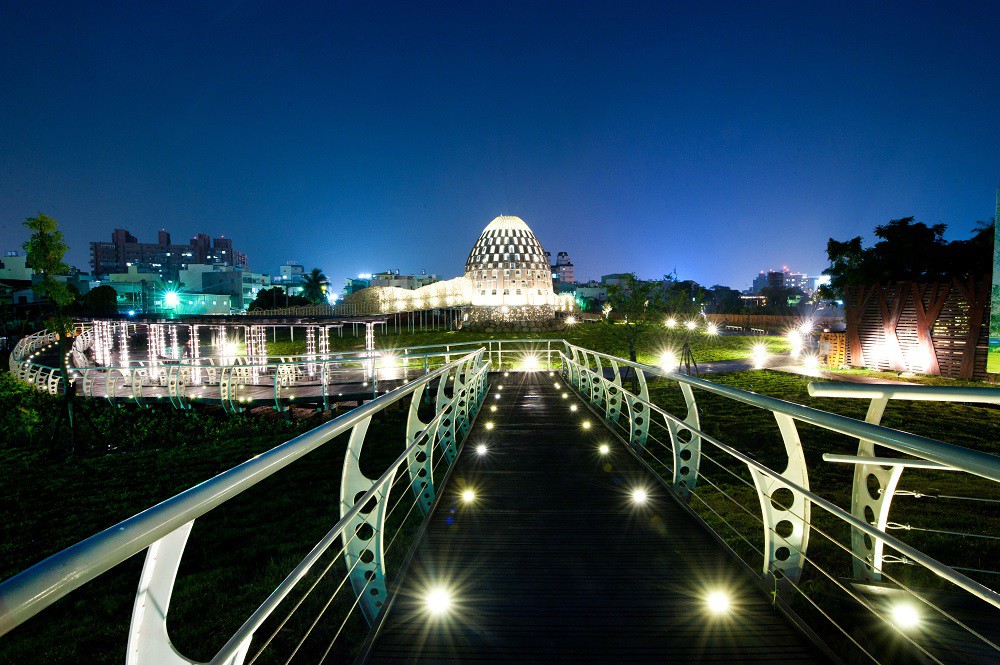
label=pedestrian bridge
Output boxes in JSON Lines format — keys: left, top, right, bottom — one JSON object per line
{"left": 1, "top": 342, "right": 999, "bottom": 663}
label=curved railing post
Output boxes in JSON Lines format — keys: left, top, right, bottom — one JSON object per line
{"left": 567, "top": 347, "right": 581, "bottom": 390}
{"left": 166, "top": 365, "right": 189, "bottom": 411}
{"left": 339, "top": 416, "right": 389, "bottom": 625}
{"left": 130, "top": 368, "right": 146, "bottom": 408}
{"left": 849, "top": 397, "right": 902, "bottom": 581}
{"left": 321, "top": 361, "right": 330, "bottom": 411}
{"left": 579, "top": 351, "right": 593, "bottom": 402}
{"left": 604, "top": 359, "right": 623, "bottom": 423}
{"left": 668, "top": 383, "right": 702, "bottom": 500}
{"left": 127, "top": 522, "right": 198, "bottom": 665}
{"left": 625, "top": 368, "right": 650, "bottom": 449}
{"left": 590, "top": 354, "right": 606, "bottom": 408}
{"left": 436, "top": 367, "right": 457, "bottom": 462}
{"left": 747, "top": 413, "right": 811, "bottom": 593}
{"left": 220, "top": 366, "right": 241, "bottom": 414}
{"left": 82, "top": 368, "right": 96, "bottom": 398}
{"left": 455, "top": 357, "right": 472, "bottom": 439}
{"left": 406, "top": 382, "right": 436, "bottom": 515}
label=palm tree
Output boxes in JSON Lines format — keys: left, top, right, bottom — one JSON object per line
{"left": 301, "top": 268, "right": 328, "bottom": 304}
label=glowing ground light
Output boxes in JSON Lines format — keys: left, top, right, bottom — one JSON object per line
{"left": 787, "top": 330, "right": 803, "bottom": 358}
{"left": 707, "top": 591, "right": 730, "bottom": 614}
{"left": 504, "top": 372, "right": 509, "bottom": 376}
{"left": 485, "top": 422, "right": 494, "bottom": 430}
{"left": 751, "top": 343, "right": 768, "bottom": 369}
{"left": 706, "top": 323, "right": 718, "bottom": 335}
{"left": 522, "top": 355, "right": 540, "bottom": 371}
{"left": 685, "top": 320, "right": 697, "bottom": 330}
{"left": 562, "top": 392, "right": 569, "bottom": 399}
{"left": 549, "top": 372, "right": 555, "bottom": 376}
{"left": 566, "top": 315, "right": 577, "bottom": 325}
{"left": 660, "top": 351, "right": 677, "bottom": 370}
{"left": 632, "top": 488, "right": 648, "bottom": 504}
{"left": 164, "top": 291, "right": 180, "bottom": 308}
{"left": 803, "top": 355, "right": 820, "bottom": 373}
{"left": 476, "top": 444, "right": 488, "bottom": 456}
{"left": 892, "top": 603, "right": 920, "bottom": 629}
{"left": 494, "top": 394, "right": 501, "bottom": 400}
{"left": 570, "top": 405, "right": 578, "bottom": 412}
{"left": 666, "top": 317, "right": 677, "bottom": 328}
{"left": 461, "top": 489, "right": 476, "bottom": 504}
{"left": 426, "top": 588, "right": 451, "bottom": 615}
{"left": 599, "top": 443, "right": 610, "bottom": 455}
{"left": 554, "top": 382, "right": 561, "bottom": 389}
{"left": 490, "top": 405, "right": 497, "bottom": 412}
{"left": 582, "top": 421, "right": 591, "bottom": 429}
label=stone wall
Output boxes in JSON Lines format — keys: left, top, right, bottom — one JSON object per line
{"left": 462, "top": 305, "right": 566, "bottom": 333}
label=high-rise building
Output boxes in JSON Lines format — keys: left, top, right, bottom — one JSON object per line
{"left": 551, "top": 251, "right": 575, "bottom": 284}
{"left": 90, "top": 229, "right": 247, "bottom": 281}
{"left": 750, "top": 271, "right": 768, "bottom": 293}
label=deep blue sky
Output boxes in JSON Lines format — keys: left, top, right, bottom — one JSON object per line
{"left": 2, "top": 2, "right": 998, "bottom": 291}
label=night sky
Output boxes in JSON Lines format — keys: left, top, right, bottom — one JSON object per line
{"left": 2, "top": 2, "right": 998, "bottom": 291}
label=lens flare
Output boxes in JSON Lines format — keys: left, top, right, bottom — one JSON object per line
{"left": 707, "top": 591, "right": 730, "bottom": 614}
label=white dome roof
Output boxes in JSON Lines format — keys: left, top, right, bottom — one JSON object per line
{"left": 482, "top": 215, "right": 533, "bottom": 234}
{"left": 464, "top": 215, "right": 553, "bottom": 307}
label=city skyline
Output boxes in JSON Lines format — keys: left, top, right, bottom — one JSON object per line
{"left": 2, "top": 3, "right": 998, "bottom": 291}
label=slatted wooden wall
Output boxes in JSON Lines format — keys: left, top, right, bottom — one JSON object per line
{"left": 844, "top": 277, "right": 990, "bottom": 379}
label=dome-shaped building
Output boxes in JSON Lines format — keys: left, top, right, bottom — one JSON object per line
{"left": 464, "top": 215, "right": 555, "bottom": 307}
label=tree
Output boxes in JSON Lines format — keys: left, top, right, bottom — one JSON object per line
{"left": 247, "top": 287, "right": 310, "bottom": 311}
{"left": 705, "top": 285, "right": 743, "bottom": 314}
{"left": 662, "top": 277, "right": 706, "bottom": 316}
{"left": 77, "top": 285, "right": 119, "bottom": 317}
{"left": 757, "top": 284, "right": 806, "bottom": 315}
{"left": 603, "top": 273, "right": 665, "bottom": 363}
{"left": 23, "top": 213, "right": 78, "bottom": 454}
{"left": 301, "top": 268, "right": 328, "bottom": 304}
{"left": 819, "top": 217, "right": 994, "bottom": 299}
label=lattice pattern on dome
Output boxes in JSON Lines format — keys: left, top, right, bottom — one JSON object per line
{"left": 464, "top": 215, "right": 555, "bottom": 307}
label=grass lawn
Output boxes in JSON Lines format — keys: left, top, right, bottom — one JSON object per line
{"left": 821, "top": 365, "right": 1000, "bottom": 388}
{"left": 266, "top": 321, "right": 790, "bottom": 366}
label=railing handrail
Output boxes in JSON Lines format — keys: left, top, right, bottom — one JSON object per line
{"left": 209, "top": 365, "right": 485, "bottom": 664}
{"left": 808, "top": 381, "right": 1000, "bottom": 403}
{"left": 563, "top": 344, "right": 1000, "bottom": 484}
{"left": 0, "top": 348, "right": 484, "bottom": 637}
{"left": 563, "top": 350, "right": 1000, "bottom": 610}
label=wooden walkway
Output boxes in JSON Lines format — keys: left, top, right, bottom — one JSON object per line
{"left": 362, "top": 372, "right": 826, "bottom": 663}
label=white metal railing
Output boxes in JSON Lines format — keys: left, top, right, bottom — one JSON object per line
{"left": 560, "top": 343, "right": 1000, "bottom": 664}
{"left": 10, "top": 325, "right": 565, "bottom": 413}
{"left": 808, "top": 381, "right": 1000, "bottom": 583}
{"left": 0, "top": 348, "right": 490, "bottom": 663}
